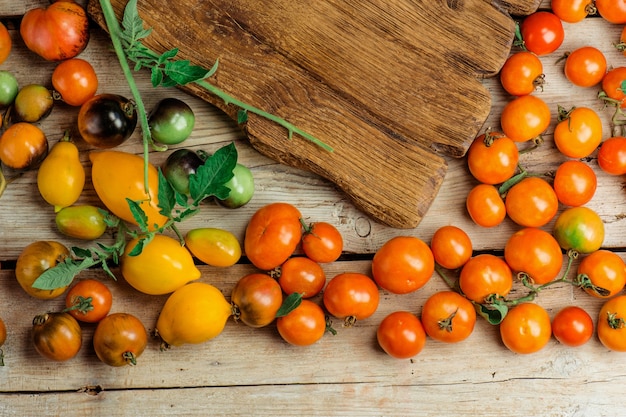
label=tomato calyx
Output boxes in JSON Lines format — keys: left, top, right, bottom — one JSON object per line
{"left": 573, "top": 273, "right": 611, "bottom": 297}
{"left": 606, "top": 311, "right": 626, "bottom": 330}
{"left": 122, "top": 351, "right": 138, "bottom": 366}
{"left": 437, "top": 309, "right": 458, "bottom": 332}
{"left": 63, "top": 295, "right": 95, "bottom": 316}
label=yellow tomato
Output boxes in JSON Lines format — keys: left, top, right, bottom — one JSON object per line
{"left": 156, "top": 282, "right": 233, "bottom": 347}
{"left": 184, "top": 228, "right": 241, "bottom": 267}
{"left": 55, "top": 205, "right": 107, "bottom": 240}
{"left": 121, "top": 234, "right": 201, "bottom": 295}
{"left": 37, "top": 139, "right": 85, "bottom": 212}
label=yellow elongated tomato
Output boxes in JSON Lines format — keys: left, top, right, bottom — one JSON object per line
{"left": 55, "top": 205, "right": 107, "bottom": 240}
{"left": 184, "top": 228, "right": 241, "bottom": 267}
{"left": 121, "top": 234, "right": 201, "bottom": 295}
{"left": 16, "top": 241, "right": 70, "bottom": 299}
{"left": 89, "top": 151, "right": 168, "bottom": 230}
{"left": 37, "top": 138, "right": 85, "bottom": 212}
{"left": 156, "top": 282, "right": 233, "bottom": 347}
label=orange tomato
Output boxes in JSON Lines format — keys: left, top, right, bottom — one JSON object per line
{"left": 430, "top": 225, "right": 473, "bottom": 270}
{"left": 0, "top": 22, "right": 11, "bottom": 65}
{"left": 500, "top": 95, "right": 551, "bottom": 142}
{"left": 505, "top": 177, "right": 558, "bottom": 228}
{"left": 553, "top": 107, "right": 602, "bottom": 158}
{"left": 0, "top": 122, "right": 48, "bottom": 170}
{"left": 466, "top": 131, "right": 519, "bottom": 184}
{"left": 500, "top": 303, "right": 551, "bottom": 354}
{"left": 564, "top": 47, "right": 607, "bottom": 88}
{"left": 323, "top": 273, "right": 380, "bottom": 325}
{"left": 466, "top": 184, "right": 506, "bottom": 228}
{"left": 499, "top": 51, "right": 544, "bottom": 96}
{"left": 504, "top": 227, "right": 563, "bottom": 285}
{"left": 459, "top": 254, "right": 513, "bottom": 303}
{"left": 421, "top": 291, "right": 476, "bottom": 343}
{"left": 552, "top": 160, "right": 597, "bottom": 207}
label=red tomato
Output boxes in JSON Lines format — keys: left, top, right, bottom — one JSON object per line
{"left": 277, "top": 300, "right": 327, "bottom": 346}
{"left": 553, "top": 160, "right": 597, "bottom": 207}
{"left": 596, "top": 0, "right": 626, "bottom": 23}
{"left": 52, "top": 58, "right": 98, "bottom": 106}
{"left": 231, "top": 273, "right": 283, "bottom": 328}
{"left": 500, "top": 303, "right": 551, "bottom": 354}
{"left": 600, "top": 67, "right": 626, "bottom": 108}
{"left": 553, "top": 206, "right": 605, "bottom": 254}
{"left": 64, "top": 279, "right": 113, "bottom": 323}
{"left": 564, "top": 47, "right": 607, "bottom": 88}
{"left": 597, "top": 295, "right": 626, "bottom": 351}
{"left": 519, "top": 11, "right": 565, "bottom": 56}
{"left": 421, "top": 291, "right": 476, "bottom": 343}
{"left": 553, "top": 106, "right": 602, "bottom": 158}
{"left": 500, "top": 95, "right": 551, "bottom": 142}
{"left": 371, "top": 236, "right": 434, "bottom": 294}
{"left": 301, "top": 221, "right": 343, "bottom": 263}
{"left": 430, "top": 225, "right": 473, "bottom": 270}
{"left": 598, "top": 137, "right": 626, "bottom": 175}
{"left": 552, "top": 306, "right": 593, "bottom": 347}
{"left": 323, "top": 273, "right": 379, "bottom": 325}
{"left": 244, "top": 202, "right": 302, "bottom": 270}
{"left": 466, "top": 131, "right": 519, "bottom": 184}
{"left": 466, "top": 184, "right": 506, "bottom": 228}
{"left": 504, "top": 228, "right": 563, "bottom": 285}
{"left": 499, "top": 51, "right": 544, "bottom": 96}
{"left": 551, "top": 0, "right": 593, "bottom": 23}
{"left": 377, "top": 311, "right": 426, "bottom": 359}
{"left": 505, "top": 177, "right": 558, "bottom": 228}
{"left": 278, "top": 256, "right": 326, "bottom": 298}
{"left": 577, "top": 250, "right": 626, "bottom": 298}
{"left": 459, "top": 254, "right": 513, "bottom": 303}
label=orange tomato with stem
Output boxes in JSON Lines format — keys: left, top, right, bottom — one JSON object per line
{"left": 504, "top": 227, "right": 563, "bottom": 285}
{"left": 323, "top": 273, "right": 379, "bottom": 326}
{"left": 576, "top": 250, "right": 626, "bottom": 298}
{"left": 600, "top": 67, "right": 626, "bottom": 108}
{"left": 52, "top": 58, "right": 98, "bottom": 106}
{"left": 466, "top": 131, "right": 519, "bottom": 185}
{"left": 301, "top": 220, "right": 343, "bottom": 263}
{"left": 551, "top": 0, "right": 594, "bottom": 23}
{"left": 499, "top": 51, "right": 544, "bottom": 96}
{"left": 553, "top": 106, "right": 602, "bottom": 158}
{"left": 277, "top": 300, "right": 327, "bottom": 346}
{"left": 421, "top": 291, "right": 476, "bottom": 343}
{"left": 459, "top": 254, "right": 513, "bottom": 304}
{"left": 597, "top": 295, "right": 626, "bottom": 351}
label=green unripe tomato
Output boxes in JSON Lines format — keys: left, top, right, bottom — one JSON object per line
{"left": 55, "top": 205, "right": 108, "bottom": 240}
{"left": 0, "top": 70, "right": 18, "bottom": 107}
{"left": 162, "top": 148, "right": 205, "bottom": 195}
{"left": 149, "top": 98, "right": 195, "bottom": 145}
{"left": 218, "top": 163, "right": 255, "bottom": 209}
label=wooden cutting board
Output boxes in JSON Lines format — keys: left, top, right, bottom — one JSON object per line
{"left": 88, "top": 0, "right": 540, "bottom": 228}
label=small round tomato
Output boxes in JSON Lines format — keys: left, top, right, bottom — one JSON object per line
{"left": 466, "top": 184, "right": 506, "bottom": 228}
{"left": 52, "top": 58, "right": 98, "bottom": 106}
{"left": 564, "top": 47, "right": 607, "bottom": 88}
{"left": 576, "top": 250, "right": 626, "bottom": 298}
{"left": 323, "top": 273, "right": 380, "bottom": 325}
{"left": 499, "top": 51, "right": 544, "bottom": 96}
{"left": 232, "top": 273, "right": 283, "bottom": 328}
{"left": 553, "top": 206, "right": 604, "bottom": 254}
{"left": 552, "top": 306, "right": 593, "bottom": 347}
{"left": 32, "top": 312, "right": 82, "bottom": 362}
{"left": 598, "top": 295, "right": 626, "bottom": 351}
{"left": 93, "top": 313, "right": 148, "bottom": 366}
{"left": 217, "top": 163, "right": 255, "bottom": 209}
{"left": 519, "top": 11, "right": 565, "bottom": 56}
{"left": 0, "top": 122, "right": 48, "bottom": 170}
{"left": 504, "top": 227, "right": 563, "bottom": 285}
{"left": 162, "top": 148, "right": 205, "bottom": 195}
{"left": 0, "top": 22, "right": 11, "bottom": 65}
{"left": 505, "top": 177, "right": 558, "bottom": 228}
{"left": 78, "top": 94, "right": 137, "bottom": 148}
{"left": 466, "top": 131, "right": 519, "bottom": 184}
{"left": 13, "top": 84, "right": 54, "bottom": 122}
{"left": 421, "top": 291, "right": 476, "bottom": 343}
{"left": 500, "top": 303, "right": 551, "bottom": 354}
{"left": 184, "top": 227, "right": 242, "bottom": 267}
{"left": 596, "top": 0, "right": 626, "bottom": 23}
{"left": 598, "top": 137, "right": 626, "bottom": 175}
{"left": 278, "top": 256, "right": 326, "bottom": 298}
{"left": 301, "top": 221, "right": 343, "bottom": 263}
{"left": 371, "top": 236, "right": 434, "bottom": 294}
{"left": 551, "top": 0, "right": 593, "bottom": 23}
{"left": 553, "top": 160, "right": 597, "bottom": 207}
{"left": 64, "top": 279, "right": 112, "bottom": 323}
{"left": 600, "top": 67, "right": 626, "bottom": 108}
{"left": 376, "top": 311, "right": 426, "bottom": 359}
{"left": 16, "top": 240, "right": 70, "bottom": 299}
{"left": 0, "top": 70, "right": 19, "bottom": 107}
{"left": 459, "top": 254, "right": 513, "bottom": 303}
{"left": 553, "top": 106, "right": 602, "bottom": 158}
{"left": 430, "top": 225, "right": 473, "bottom": 270}
{"left": 277, "top": 300, "right": 327, "bottom": 346}
{"left": 148, "top": 98, "right": 195, "bottom": 145}
{"left": 500, "top": 95, "right": 551, "bottom": 142}
{"left": 244, "top": 202, "right": 302, "bottom": 271}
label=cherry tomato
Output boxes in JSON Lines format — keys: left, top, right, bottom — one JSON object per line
{"left": 552, "top": 306, "right": 593, "bottom": 347}
{"left": 16, "top": 241, "right": 70, "bottom": 300}
{"left": 162, "top": 148, "right": 205, "bottom": 195}
{"left": 376, "top": 311, "right": 426, "bottom": 359}
{"left": 148, "top": 98, "right": 195, "bottom": 145}
{"left": 371, "top": 236, "right": 434, "bottom": 294}
{"left": 600, "top": 67, "right": 626, "bottom": 108}
{"left": 421, "top": 291, "right": 476, "bottom": 343}
{"left": 551, "top": 0, "right": 594, "bottom": 23}
{"left": 13, "top": 84, "right": 54, "bottom": 122}
{"left": 93, "top": 313, "right": 148, "bottom": 367}
{"left": 505, "top": 177, "right": 558, "bottom": 228}
{"left": 504, "top": 227, "right": 563, "bottom": 285}
{"left": 597, "top": 295, "right": 626, "bottom": 351}
{"left": 32, "top": 312, "right": 82, "bottom": 362}
{"left": 500, "top": 303, "right": 551, "bottom": 354}
{"left": 430, "top": 225, "right": 473, "bottom": 270}
{"left": 564, "top": 47, "right": 607, "bottom": 88}
{"left": 596, "top": 0, "right": 626, "bottom": 23}
{"left": 0, "top": 122, "right": 48, "bottom": 170}
{"left": 323, "top": 273, "right": 380, "bottom": 325}
{"left": 553, "top": 206, "right": 605, "bottom": 254}
{"left": 576, "top": 250, "right": 626, "bottom": 298}
{"left": 20, "top": 0, "right": 90, "bottom": 61}
{"left": 0, "top": 22, "right": 11, "bottom": 65}
{"left": 78, "top": 94, "right": 137, "bottom": 148}
{"left": 277, "top": 300, "right": 327, "bottom": 346}
{"left": 231, "top": 273, "right": 283, "bottom": 328}
{"left": 301, "top": 221, "right": 343, "bottom": 263}
{"left": 466, "top": 131, "right": 519, "bottom": 184}
{"left": 64, "top": 279, "right": 113, "bottom": 323}
{"left": 553, "top": 160, "right": 597, "bottom": 207}
{"left": 52, "top": 58, "right": 98, "bottom": 106}
{"left": 0, "top": 70, "right": 18, "bottom": 107}
{"left": 244, "top": 202, "right": 302, "bottom": 271}
{"left": 519, "top": 11, "right": 565, "bottom": 56}
{"left": 459, "top": 254, "right": 513, "bottom": 303}
{"left": 278, "top": 256, "right": 326, "bottom": 298}
{"left": 217, "top": 163, "right": 255, "bottom": 209}
{"left": 500, "top": 95, "right": 551, "bottom": 142}
{"left": 553, "top": 106, "right": 602, "bottom": 158}
{"left": 466, "top": 183, "right": 506, "bottom": 228}
{"left": 598, "top": 136, "right": 626, "bottom": 175}
{"left": 499, "top": 51, "right": 544, "bottom": 96}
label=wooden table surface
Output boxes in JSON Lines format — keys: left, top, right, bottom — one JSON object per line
{"left": 1, "top": 1, "right": 626, "bottom": 416}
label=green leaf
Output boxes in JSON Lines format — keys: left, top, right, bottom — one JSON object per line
{"left": 127, "top": 234, "right": 154, "bottom": 257}
{"left": 151, "top": 67, "right": 164, "bottom": 87}
{"left": 121, "top": 0, "right": 152, "bottom": 43}
{"left": 164, "top": 60, "right": 212, "bottom": 85}
{"left": 189, "top": 143, "right": 237, "bottom": 203}
{"left": 276, "top": 293, "right": 303, "bottom": 317}
{"left": 32, "top": 257, "right": 99, "bottom": 290}
{"left": 72, "top": 246, "right": 92, "bottom": 259}
{"left": 127, "top": 198, "right": 149, "bottom": 232}
{"left": 157, "top": 168, "right": 176, "bottom": 217}
{"left": 475, "top": 302, "right": 508, "bottom": 325}
{"left": 237, "top": 109, "right": 248, "bottom": 124}
{"left": 158, "top": 48, "right": 179, "bottom": 64}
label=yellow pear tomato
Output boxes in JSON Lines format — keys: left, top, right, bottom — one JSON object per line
{"left": 37, "top": 138, "right": 85, "bottom": 212}
{"left": 184, "top": 228, "right": 241, "bottom": 267}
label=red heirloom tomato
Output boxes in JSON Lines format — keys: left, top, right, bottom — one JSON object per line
{"left": 277, "top": 300, "right": 327, "bottom": 346}
{"left": 430, "top": 225, "right": 473, "bottom": 270}
{"left": 301, "top": 221, "right": 343, "bottom": 263}
{"left": 64, "top": 279, "right": 112, "bottom": 323}
{"left": 564, "top": 47, "right": 607, "bottom": 88}
{"left": 459, "top": 254, "right": 513, "bottom": 303}
{"left": 93, "top": 313, "right": 148, "bottom": 367}
{"left": 32, "top": 312, "right": 82, "bottom": 362}
{"left": 553, "top": 106, "right": 602, "bottom": 158}
{"left": 466, "top": 131, "right": 519, "bottom": 184}
{"left": 596, "top": 0, "right": 626, "bottom": 23}
{"left": 371, "top": 236, "right": 434, "bottom": 294}
{"left": 231, "top": 273, "right": 283, "bottom": 328}
{"left": 551, "top": 0, "right": 593, "bottom": 23}
{"left": 500, "top": 303, "right": 551, "bottom": 354}
{"left": 600, "top": 67, "right": 626, "bottom": 108}
{"left": 598, "top": 295, "right": 626, "bottom": 351}
{"left": 244, "top": 202, "right": 302, "bottom": 270}
{"left": 505, "top": 177, "right": 558, "bottom": 228}
{"left": 377, "top": 311, "right": 426, "bottom": 359}
{"left": 20, "top": 0, "right": 90, "bottom": 61}
{"left": 466, "top": 184, "right": 506, "bottom": 228}
{"left": 421, "top": 291, "right": 476, "bottom": 343}
{"left": 577, "top": 250, "right": 626, "bottom": 298}
{"left": 500, "top": 95, "right": 551, "bottom": 142}
{"left": 323, "top": 273, "right": 379, "bottom": 325}
{"left": 504, "top": 227, "right": 563, "bottom": 285}
{"left": 519, "top": 11, "right": 565, "bottom": 56}
{"left": 52, "top": 58, "right": 98, "bottom": 106}
{"left": 553, "top": 160, "right": 597, "bottom": 207}
{"left": 598, "top": 137, "right": 626, "bottom": 175}
{"left": 553, "top": 206, "right": 604, "bottom": 254}
{"left": 278, "top": 256, "right": 326, "bottom": 298}
{"left": 499, "top": 51, "right": 544, "bottom": 96}
{"left": 552, "top": 306, "right": 593, "bottom": 347}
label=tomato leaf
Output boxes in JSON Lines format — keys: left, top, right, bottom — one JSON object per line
{"left": 32, "top": 257, "right": 98, "bottom": 290}
{"left": 475, "top": 302, "right": 508, "bottom": 325}
{"left": 276, "top": 293, "right": 303, "bottom": 317}
{"left": 164, "top": 60, "right": 212, "bottom": 86}
{"left": 157, "top": 168, "right": 176, "bottom": 217}
{"left": 127, "top": 198, "right": 149, "bottom": 233}
{"left": 189, "top": 142, "right": 237, "bottom": 204}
